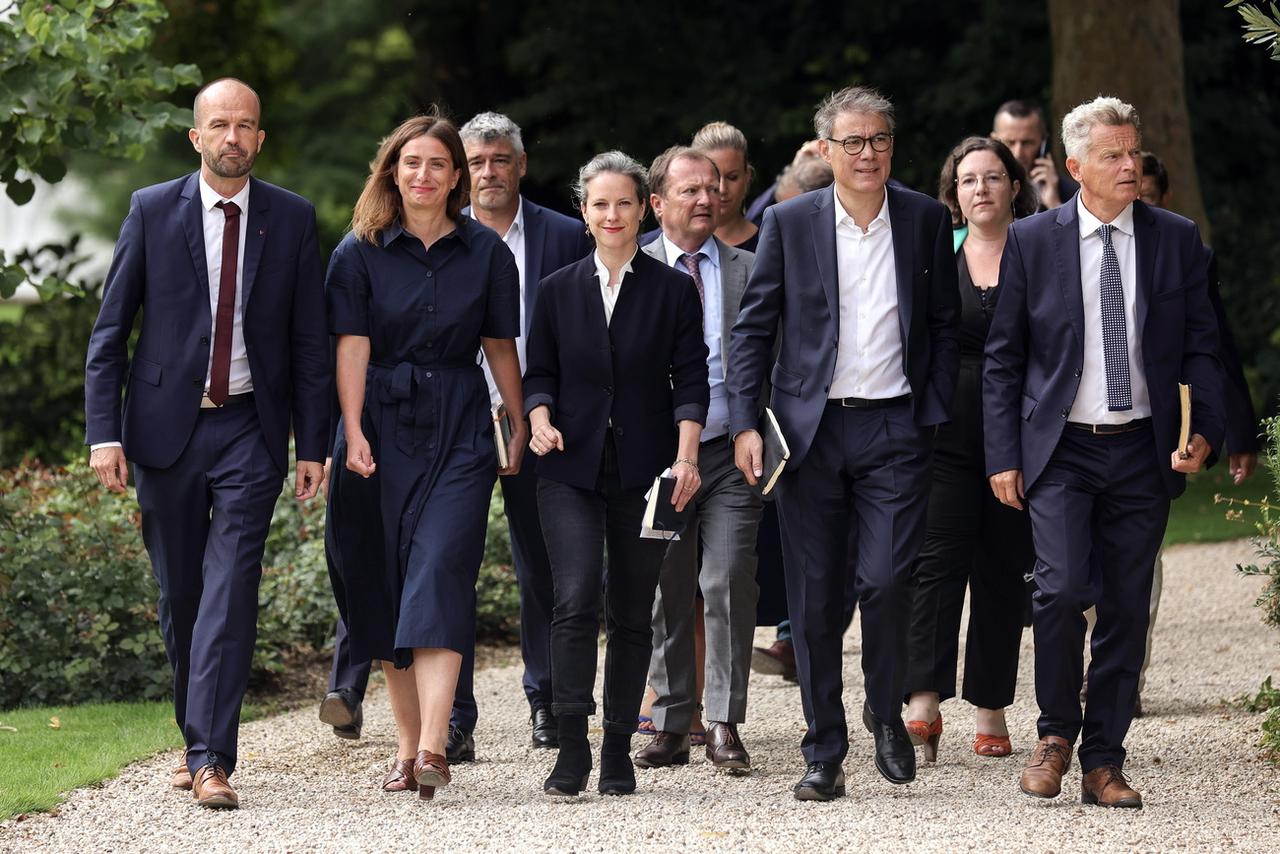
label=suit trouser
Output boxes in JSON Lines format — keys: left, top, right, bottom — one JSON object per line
{"left": 775, "top": 402, "right": 932, "bottom": 765}
{"left": 904, "top": 422, "right": 1032, "bottom": 708}
{"left": 134, "top": 403, "right": 282, "bottom": 777}
{"left": 452, "top": 464, "right": 556, "bottom": 732}
{"left": 328, "top": 617, "right": 370, "bottom": 701}
{"left": 1084, "top": 548, "right": 1163, "bottom": 694}
{"left": 648, "top": 437, "right": 762, "bottom": 731}
{"left": 1026, "top": 426, "right": 1168, "bottom": 772}
{"left": 537, "top": 439, "right": 671, "bottom": 732}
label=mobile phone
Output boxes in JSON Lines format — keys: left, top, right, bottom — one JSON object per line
{"left": 1037, "top": 138, "right": 1048, "bottom": 160}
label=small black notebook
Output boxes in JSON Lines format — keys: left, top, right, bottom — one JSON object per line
{"left": 642, "top": 475, "right": 693, "bottom": 536}
{"left": 760, "top": 407, "right": 790, "bottom": 496}
{"left": 493, "top": 405, "right": 515, "bottom": 468}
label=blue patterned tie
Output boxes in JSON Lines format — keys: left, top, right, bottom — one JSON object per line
{"left": 1097, "top": 224, "right": 1132, "bottom": 412}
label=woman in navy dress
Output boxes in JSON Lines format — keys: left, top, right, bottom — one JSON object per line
{"left": 325, "top": 113, "right": 526, "bottom": 801}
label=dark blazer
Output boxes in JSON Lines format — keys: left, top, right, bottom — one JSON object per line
{"left": 85, "top": 172, "right": 330, "bottom": 473}
{"left": 727, "top": 184, "right": 962, "bottom": 467}
{"left": 464, "top": 197, "right": 593, "bottom": 334}
{"left": 983, "top": 199, "right": 1225, "bottom": 498}
{"left": 1205, "top": 249, "right": 1260, "bottom": 454}
{"left": 523, "top": 250, "right": 710, "bottom": 490}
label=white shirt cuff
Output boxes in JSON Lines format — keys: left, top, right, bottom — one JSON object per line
{"left": 90, "top": 442, "right": 123, "bottom": 452}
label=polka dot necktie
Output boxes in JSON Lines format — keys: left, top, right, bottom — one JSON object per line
{"left": 1096, "top": 223, "right": 1132, "bottom": 412}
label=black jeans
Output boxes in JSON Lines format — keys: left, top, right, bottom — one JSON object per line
{"left": 537, "top": 438, "right": 670, "bottom": 733}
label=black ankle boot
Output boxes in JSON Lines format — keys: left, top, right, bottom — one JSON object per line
{"left": 598, "top": 731, "right": 636, "bottom": 795}
{"left": 544, "top": 715, "right": 590, "bottom": 797}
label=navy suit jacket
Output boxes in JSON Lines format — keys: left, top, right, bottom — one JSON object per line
{"left": 85, "top": 172, "right": 330, "bottom": 474}
{"left": 727, "top": 184, "right": 961, "bottom": 467}
{"left": 983, "top": 198, "right": 1225, "bottom": 499}
{"left": 1205, "top": 250, "right": 1260, "bottom": 454}
{"left": 523, "top": 251, "right": 710, "bottom": 491}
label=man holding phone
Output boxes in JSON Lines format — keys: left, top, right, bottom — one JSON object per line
{"left": 991, "top": 99, "right": 1078, "bottom": 210}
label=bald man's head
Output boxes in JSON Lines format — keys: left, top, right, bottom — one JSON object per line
{"left": 189, "top": 78, "right": 265, "bottom": 185}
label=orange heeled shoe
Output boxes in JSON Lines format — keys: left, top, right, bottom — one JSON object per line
{"left": 973, "top": 733, "right": 1012, "bottom": 757}
{"left": 904, "top": 712, "right": 942, "bottom": 763}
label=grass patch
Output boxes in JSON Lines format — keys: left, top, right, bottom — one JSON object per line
{"left": 0, "top": 701, "right": 182, "bottom": 820}
{"left": 1165, "top": 467, "right": 1271, "bottom": 545}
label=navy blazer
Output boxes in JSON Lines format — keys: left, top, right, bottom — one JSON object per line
{"left": 1205, "top": 250, "right": 1260, "bottom": 454}
{"left": 727, "top": 184, "right": 961, "bottom": 467}
{"left": 983, "top": 198, "right": 1225, "bottom": 499}
{"left": 85, "top": 172, "right": 330, "bottom": 474}
{"left": 523, "top": 251, "right": 710, "bottom": 491}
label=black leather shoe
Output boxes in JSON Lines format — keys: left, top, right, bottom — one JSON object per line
{"left": 318, "top": 689, "right": 363, "bottom": 740}
{"left": 793, "top": 761, "right": 845, "bottom": 801}
{"left": 531, "top": 706, "right": 558, "bottom": 749}
{"left": 862, "top": 701, "right": 916, "bottom": 784}
{"left": 445, "top": 725, "right": 475, "bottom": 763}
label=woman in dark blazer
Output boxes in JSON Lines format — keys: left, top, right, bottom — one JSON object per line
{"left": 523, "top": 150, "right": 709, "bottom": 798}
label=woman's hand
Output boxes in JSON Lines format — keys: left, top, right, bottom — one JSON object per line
{"left": 671, "top": 458, "right": 701, "bottom": 513}
{"left": 345, "top": 431, "right": 377, "bottom": 478}
{"left": 529, "top": 419, "right": 564, "bottom": 458}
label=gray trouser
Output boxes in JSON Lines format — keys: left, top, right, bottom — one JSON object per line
{"left": 648, "top": 436, "right": 763, "bottom": 731}
{"left": 1085, "top": 547, "right": 1163, "bottom": 693}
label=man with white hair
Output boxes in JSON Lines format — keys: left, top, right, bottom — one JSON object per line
{"left": 984, "top": 96, "right": 1225, "bottom": 808}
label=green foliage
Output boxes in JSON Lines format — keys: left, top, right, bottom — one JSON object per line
{"left": 0, "top": 0, "right": 201, "bottom": 298}
{"left": 1228, "top": 1, "right": 1280, "bottom": 60}
{"left": 0, "top": 461, "right": 522, "bottom": 708}
{"left": 0, "top": 290, "right": 102, "bottom": 467}
{"left": 0, "top": 701, "right": 183, "bottom": 819}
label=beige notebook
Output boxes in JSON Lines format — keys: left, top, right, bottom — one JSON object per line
{"left": 1177, "top": 383, "right": 1192, "bottom": 459}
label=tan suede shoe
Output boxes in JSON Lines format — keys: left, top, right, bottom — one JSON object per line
{"left": 192, "top": 764, "right": 239, "bottom": 809}
{"left": 1019, "top": 736, "right": 1072, "bottom": 798}
{"left": 171, "top": 750, "right": 192, "bottom": 790}
{"left": 1082, "top": 765, "right": 1143, "bottom": 808}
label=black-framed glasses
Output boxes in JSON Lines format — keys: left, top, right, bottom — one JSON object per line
{"left": 826, "top": 133, "right": 894, "bottom": 156}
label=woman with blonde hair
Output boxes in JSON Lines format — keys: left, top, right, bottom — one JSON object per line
{"left": 691, "top": 121, "right": 759, "bottom": 252}
{"left": 325, "top": 111, "right": 526, "bottom": 801}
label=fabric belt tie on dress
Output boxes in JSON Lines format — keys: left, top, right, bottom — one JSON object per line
{"left": 369, "top": 359, "right": 478, "bottom": 456}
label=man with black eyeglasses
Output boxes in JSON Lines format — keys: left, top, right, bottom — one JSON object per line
{"left": 727, "top": 85, "right": 960, "bottom": 801}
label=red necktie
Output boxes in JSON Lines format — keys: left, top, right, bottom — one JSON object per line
{"left": 679, "top": 252, "right": 706, "bottom": 307}
{"left": 209, "top": 200, "right": 241, "bottom": 405}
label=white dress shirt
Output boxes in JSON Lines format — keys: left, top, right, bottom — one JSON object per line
{"left": 478, "top": 198, "right": 526, "bottom": 407}
{"left": 1070, "top": 197, "right": 1151, "bottom": 423}
{"left": 829, "top": 187, "right": 911, "bottom": 399}
{"left": 593, "top": 248, "right": 636, "bottom": 326}
{"left": 92, "top": 176, "right": 251, "bottom": 453}
{"left": 660, "top": 234, "right": 728, "bottom": 440}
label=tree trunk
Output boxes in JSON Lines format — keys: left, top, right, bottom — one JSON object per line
{"left": 1048, "top": 0, "right": 1210, "bottom": 243}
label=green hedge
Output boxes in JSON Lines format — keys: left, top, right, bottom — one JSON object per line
{"left": 0, "top": 461, "right": 518, "bottom": 710}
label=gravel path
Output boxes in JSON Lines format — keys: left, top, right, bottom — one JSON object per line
{"left": 4, "top": 539, "right": 1279, "bottom": 852}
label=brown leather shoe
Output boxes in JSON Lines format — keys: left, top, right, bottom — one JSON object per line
{"left": 751, "top": 640, "right": 797, "bottom": 681}
{"left": 171, "top": 750, "right": 192, "bottom": 790}
{"left": 413, "top": 750, "right": 450, "bottom": 801}
{"left": 381, "top": 757, "right": 418, "bottom": 793}
{"left": 705, "top": 722, "right": 750, "bottom": 774}
{"left": 1019, "top": 736, "right": 1072, "bottom": 799}
{"left": 192, "top": 764, "right": 239, "bottom": 809}
{"left": 633, "top": 731, "right": 690, "bottom": 768}
{"left": 1082, "top": 765, "right": 1143, "bottom": 808}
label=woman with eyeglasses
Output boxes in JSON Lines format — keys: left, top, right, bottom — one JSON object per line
{"left": 902, "top": 136, "right": 1039, "bottom": 763}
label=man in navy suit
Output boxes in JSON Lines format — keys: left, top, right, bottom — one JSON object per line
{"left": 984, "top": 97, "right": 1224, "bottom": 809}
{"left": 85, "top": 78, "right": 329, "bottom": 809}
{"left": 444, "top": 111, "right": 594, "bottom": 759}
{"left": 728, "top": 86, "right": 960, "bottom": 800}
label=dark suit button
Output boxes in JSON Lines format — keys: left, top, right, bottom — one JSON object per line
{"left": 427, "top": 305, "right": 435, "bottom": 312}
{"left": 192, "top": 379, "right": 201, "bottom": 387}
{"left": 426, "top": 372, "right": 433, "bottom": 379}
{"left": 604, "top": 386, "right": 613, "bottom": 395}
{"left": 200, "top": 336, "right": 209, "bottom": 344}
{"left": 426, "top": 271, "right": 434, "bottom": 278}
{"left": 1074, "top": 368, "right": 1082, "bottom": 378}
{"left": 1060, "top": 408, "right": 1069, "bottom": 418}
{"left": 615, "top": 426, "right": 625, "bottom": 437}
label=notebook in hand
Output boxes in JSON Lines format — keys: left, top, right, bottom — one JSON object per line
{"left": 493, "top": 405, "right": 515, "bottom": 468}
{"left": 760, "top": 407, "right": 790, "bottom": 496}
{"left": 642, "top": 474, "right": 692, "bottom": 536}
{"left": 1177, "top": 383, "right": 1192, "bottom": 459}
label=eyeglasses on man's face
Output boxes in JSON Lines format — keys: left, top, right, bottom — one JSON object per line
{"left": 956, "top": 172, "right": 1009, "bottom": 192}
{"left": 826, "top": 133, "right": 894, "bottom": 156}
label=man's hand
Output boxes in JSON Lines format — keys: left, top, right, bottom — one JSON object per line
{"left": 89, "top": 446, "right": 130, "bottom": 493}
{"left": 1229, "top": 451, "right": 1258, "bottom": 485}
{"left": 989, "top": 468, "right": 1025, "bottom": 510}
{"left": 1171, "top": 433, "right": 1211, "bottom": 474}
{"left": 734, "top": 429, "right": 764, "bottom": 487}
{"left": 295, "top": 460, "right": 324, "bottom": 500}
{"left": 500, "top": 419, "right": 528, "bottom": 476}
{"left": 1030, "top": 155, "right": 1062, "bottom": 208}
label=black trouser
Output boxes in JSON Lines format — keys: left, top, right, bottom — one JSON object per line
{"left": 905, "top": 364, "right": 1033, "bottom": 708}
{"left": 328, "top": 617, "right": 370, "bottom": 701}
{"left": 537, "top": 437, "right": 671, "bottom": 734}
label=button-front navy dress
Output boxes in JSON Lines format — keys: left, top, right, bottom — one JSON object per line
{"left": 325, "top": 217, "right": 519, "bottom": 668}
